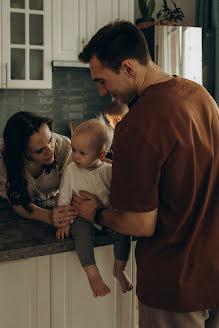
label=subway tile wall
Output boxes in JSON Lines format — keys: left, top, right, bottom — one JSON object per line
{"left": 0, "top": 68, "right": 111, "bottom": 138}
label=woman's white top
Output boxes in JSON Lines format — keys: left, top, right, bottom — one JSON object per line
{"left": 57, "top": 162, "right": 112, "bottom": 208}
{"left": 0, "top": 133, "right": 72, "bottom": 201}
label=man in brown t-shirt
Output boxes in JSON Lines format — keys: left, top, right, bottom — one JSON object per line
{"left": 72, "top": 20, "right": 219, "bottom": 327}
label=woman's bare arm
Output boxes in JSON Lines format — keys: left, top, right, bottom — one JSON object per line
{"left": 11, "top": 203, "right": 77, "bottom": 228}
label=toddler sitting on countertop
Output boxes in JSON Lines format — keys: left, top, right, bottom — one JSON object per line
{"left": 56, "top": 116, "right": 132, "bottom": 298}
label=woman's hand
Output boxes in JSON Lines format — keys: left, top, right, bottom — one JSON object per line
{"left": 52, "top": 205, "right": 78, "bottom": 228}
{"left": 72, "top": 191, "right": 103, "bottom": 223}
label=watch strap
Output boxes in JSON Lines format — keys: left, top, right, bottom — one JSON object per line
{"left": 94, "top": 207, "right": 105, "bottom": 226}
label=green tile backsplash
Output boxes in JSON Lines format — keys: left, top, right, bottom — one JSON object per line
{"left": 0, "top": 68, "right": 111, "bottom": 137}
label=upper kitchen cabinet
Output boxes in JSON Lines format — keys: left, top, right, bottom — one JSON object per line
{"left": 52, "top": 0, "right": 134, "bottom": 62}
{"left": 0, "top": 0, "right": 52, "bottom": 89}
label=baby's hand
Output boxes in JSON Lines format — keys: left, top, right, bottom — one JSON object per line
{"left": 56, "top": 224, "right": 71, "bottom": 240}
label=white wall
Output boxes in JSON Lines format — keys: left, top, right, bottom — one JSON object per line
{"left": 135, "top": 0, "right": 196, "bottom": 27}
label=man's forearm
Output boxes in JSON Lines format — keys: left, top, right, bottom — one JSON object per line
{"left": 101, "top": 208, "right": 157, "bottom": 237}
{"left": 72, "top": 191, "right": 158, "bottom": 236}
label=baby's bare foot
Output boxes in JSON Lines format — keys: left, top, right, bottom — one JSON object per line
{"left": 88, "top": 275, "right": 111, "bottom": 298}
{"left": 84, "top": 265, "right": 111, "bottom": 298}
{"left": 113, "top": 259, "right": 133, "bottom": 293}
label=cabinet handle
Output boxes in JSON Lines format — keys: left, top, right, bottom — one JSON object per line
{"left": 5, "top": 62, "right": 8, "bottom": 89}
{"left": 82, "top": 38, "right": 85, "bottom": 49}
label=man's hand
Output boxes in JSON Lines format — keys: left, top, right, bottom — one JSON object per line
{"left": 72, "top": 191, "right": 103, "bottom": 223}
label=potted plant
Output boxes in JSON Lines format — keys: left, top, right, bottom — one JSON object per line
{"left": 136, "top": 0, "right": 184, "bottom": 61}
{"left": 156, "top": 0, "right": 184, "bottom": 25}
{"left": 136, "top": 0, "right": 155, "bottom": 25}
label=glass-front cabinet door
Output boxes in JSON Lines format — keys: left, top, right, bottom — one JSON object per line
{"left": 1, "top": 0, "right": 51, "bottom": 88}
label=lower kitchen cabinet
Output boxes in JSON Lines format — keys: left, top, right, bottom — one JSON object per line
{"left": 51, "top": 244, "right": 136, "bottom": 328}
{"left": 0, "top": 244, "right": 136, "bottom": 328}
{"left": 0, "top": 256, "right": 50, "bottom": 328}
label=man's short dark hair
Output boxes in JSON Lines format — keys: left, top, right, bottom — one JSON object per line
{"left": 78, "top": 20, "right": 151, "bottom": 73}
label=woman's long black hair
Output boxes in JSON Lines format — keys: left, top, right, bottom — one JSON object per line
{"left": 2, "top": 111, "right": 54, "bottom": 212}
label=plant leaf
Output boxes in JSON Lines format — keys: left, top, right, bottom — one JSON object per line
{"left": 171, "top": 0, "right": 177, "bottom": 9}
{"left": 138, "top": 0, "right": 148, "bottom": 19}
{"left": 148, "top": 0, "right": 155, "bottom": 17}
{"left": 156, "top": 0, "right": 184, "bottom": 23}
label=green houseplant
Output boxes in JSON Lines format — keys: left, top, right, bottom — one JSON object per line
{"left": 136, "top": 0, "right": 156, "bottom": 62}
{"left": 156, "top": 0, "right": 184, "bottom": 24}
{"left": 136, "top": 0, "right": 156, "bottom": 23}
{"left": 136, "top": 0, "right": 184, "bottom": 62}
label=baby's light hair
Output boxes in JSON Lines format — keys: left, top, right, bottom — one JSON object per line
{"left": 105, "top": 100, "right": 129, "bottom": 117}
{"left": 70, "top": 115, "right": 114, "bottom": 153}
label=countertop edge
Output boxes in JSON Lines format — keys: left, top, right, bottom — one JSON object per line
{"left": 0, "top": 236, "right": 115, "bottom": 263}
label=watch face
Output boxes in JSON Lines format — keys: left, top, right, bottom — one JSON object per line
{"left": 95, "top": 208, "right": 104, "bottom": 225}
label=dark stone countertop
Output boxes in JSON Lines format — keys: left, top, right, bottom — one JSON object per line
{"left": 0, "top": 198, "right": 114, "bottom": 263}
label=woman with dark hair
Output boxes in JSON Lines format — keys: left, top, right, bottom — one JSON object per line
{"left": 0, "top": 111, "right": 76, "bottom": 227}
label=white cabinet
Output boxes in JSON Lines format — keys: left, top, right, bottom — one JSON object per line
{"left": 0, "top": 256, "right": 50, "bottom": 328}
{"left": 0, "top": 0, "right": 52, "bottom": 89}
{"left": 52, "top": 0, "right": 135, "bottom": 61}
{"left": 0, "top": 244, "right": 136, "bottom": 328}
{"left": 51, "top": 245, "right": 136, "bottom": 328}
